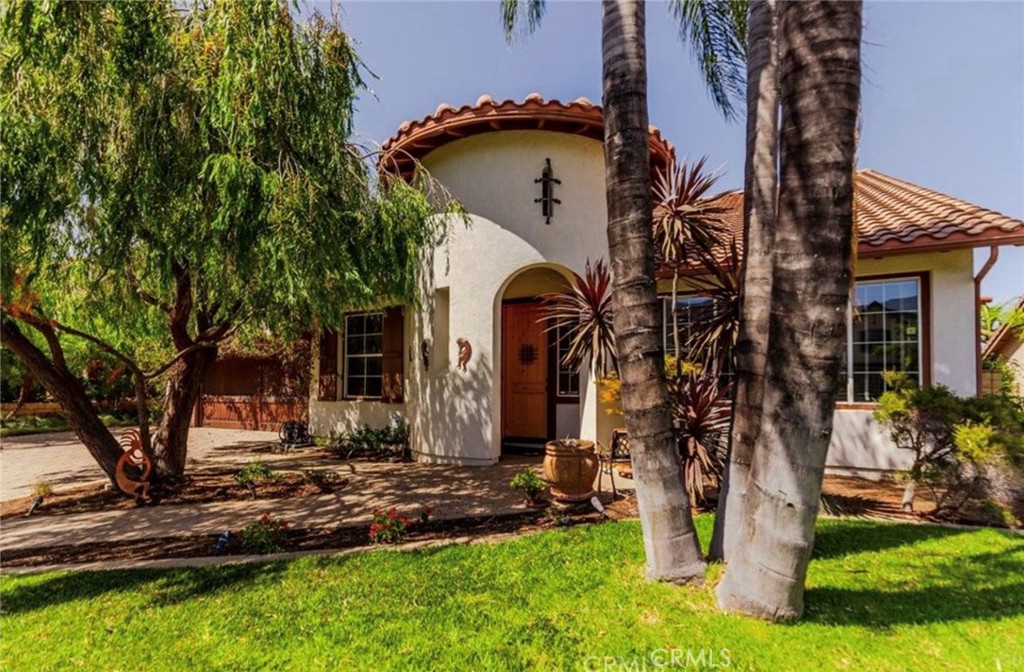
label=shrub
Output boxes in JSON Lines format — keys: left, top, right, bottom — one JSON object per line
{"left": 369, "top": 507, "right": 412, "bottom": 544}
{"left": 32, "top": 480, "right": 54, "bottom": 499}
{"left": 510, "top": 469, "right": 547, "bottom": 501}
{"left": 875, "top": 372, "right": 1024, "bottom": 521}
{"left": 240, "top": 513, "right": 290, "bottom": 554}
{"left": 301, "top": 469, "right": 340, "bottom": 492}
{"left": 327, "top": 422, "right": 409, "bottom": 460}
{"left": 668, "top": 370, "right": 731, "bottom": 507}
{"left": 234, "top": 461, "right": 274, "bottom": 488}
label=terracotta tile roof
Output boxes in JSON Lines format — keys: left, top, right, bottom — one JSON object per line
{"left": 380, "top": 94, "right": 674, "bottom": 180}
{"left": 668, "top": 170, "right": 1024, "bottom": 272}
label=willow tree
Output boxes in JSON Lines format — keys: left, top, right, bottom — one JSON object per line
{"left": 503, "top": 0, "right": 745, "bottom": 583}
{"left": 1, "top": 1, "right": 450, "bottom": 482}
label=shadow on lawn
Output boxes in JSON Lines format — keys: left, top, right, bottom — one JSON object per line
{"left": 0, "top": 561, "right": 289, "bottom": 615}
{"left": 811, "top": 518, "right": 969, "bottom": 560}
{"left": 807, "top": 530, "right": 1024, "bottom": 627}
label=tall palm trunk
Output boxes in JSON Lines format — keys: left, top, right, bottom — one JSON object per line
{"left": 717, "top": 0, "right": 862, "bottom": 620}
{"left": 710, "top": 0, "right": 779, "bottom": 562}
{"left": 602, "top": 0, "right": 705, "bottom": 583}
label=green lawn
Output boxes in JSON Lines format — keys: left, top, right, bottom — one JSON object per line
{"left": 2, "top": 517, "right": 1021, "bottom": 671}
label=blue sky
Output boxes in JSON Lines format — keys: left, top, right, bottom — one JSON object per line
{"left": 329, "top": 0, "right": 1023, "bottom": 307}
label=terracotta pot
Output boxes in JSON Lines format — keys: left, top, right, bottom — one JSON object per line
{"left": 543, "top": 439, "right": 598, "bottom": 502}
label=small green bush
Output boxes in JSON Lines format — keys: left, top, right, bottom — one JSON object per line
{"left": 235, "top": 461, "right": 274, "bottom": 488}
{"left": 327, "top": 422, "right": 409, "bottom": 460}
{"left": 875, "top": 372, "right": 1024, "bottom": 521}
{"left": 239, "top": 513, "right": 290, "bottom": 554}
{"left": 510, "top": 469, "right": 547, "bottom": 500}
{"left": 369, "top": 507, "right": 412, "bottom": 544}
{"left": 32, "top": 480, "right": 54, "bottom": 498}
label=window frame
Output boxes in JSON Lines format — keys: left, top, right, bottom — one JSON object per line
{"left": 553, "top": 323, "right": 580, "bottom": 400}
{"left": 838, "top": 271, "right": 931, "bottom": 406}
{"left": 342, "top": 310, "right": 386, "bottom": 401}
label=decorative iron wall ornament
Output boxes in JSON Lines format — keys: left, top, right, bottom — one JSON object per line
{"left": 534, "top": 157, "right": 561, "bottom": 224}
{"left": 115, "top": 428, "right": 151, "bottom": 502}
{"left": 456, "top": 337, "right": 472, "bottom": 371}
{"left": 421, "top": 339, "right": 431, "bottom": 371}
{"left": 518, "top": 344, "right": 538, "bottom": 366}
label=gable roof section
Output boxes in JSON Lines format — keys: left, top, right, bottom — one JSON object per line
{"left": 669, "top": 170, "right": 1024, "bottom": 272}
{"left": 983, "top": 296, "right": 1024, "bottom": 359}
{"left": 380, "top": 94, "right": 675, "bottom": 180}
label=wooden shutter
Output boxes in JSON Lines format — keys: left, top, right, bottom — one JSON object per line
{"left": 381, "top": 307, "right": 404, "bottom": 403}
{"left": 317, "top": 329, "right": 338, "bottom": 401}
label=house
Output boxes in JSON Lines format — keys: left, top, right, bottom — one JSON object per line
{"left": 309, "top": 94, "right": 1024, "bottom": 475}
{"left": 982, "top": 297, "right": 1024, "bottom": 395}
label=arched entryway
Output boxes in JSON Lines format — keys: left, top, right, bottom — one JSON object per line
{"left": 495, "top": 264, "right": 579, "bottom": 454}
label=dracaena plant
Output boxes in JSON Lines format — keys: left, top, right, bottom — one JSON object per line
{"left": 653, "top": 157, "right": 729, "bottom": 374}
{"left": 541, "top": 258, "right": 616, "bottom": 377}
{"left": 670, "top": 370, "right": 733, "bottom": 506}
{"left": 684, "top": 238, "right": 742, "bottom": 376}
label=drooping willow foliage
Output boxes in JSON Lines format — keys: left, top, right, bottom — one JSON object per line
{"left": 1, "top": 1, "right": 458, "bottom": 361}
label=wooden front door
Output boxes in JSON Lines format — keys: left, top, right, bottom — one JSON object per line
{"left": 502, "top": 302, "right": 549, "bottom": 440}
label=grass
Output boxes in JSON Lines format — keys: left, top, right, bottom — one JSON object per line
{"left": 1, "top": 516, "right": 1022, "bottom": 671}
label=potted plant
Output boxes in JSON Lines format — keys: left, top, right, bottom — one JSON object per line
{"left": 542, "top": 438, "right": 599, "bottom": 502}
{"left": 540, "top": 259, "right": 612, "bottom": 503}
{"left": 510, "top": 469, "right": 548, "bottom": 507}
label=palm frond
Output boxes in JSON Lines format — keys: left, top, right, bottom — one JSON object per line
{"left": 667, "top": 0, "right": 748, "bottom": 121}
{"left": 541, "top": 258, "right": 616, "bottom": 376}
{"left": 501, "top": 0, "right": 546, "bottom": 44}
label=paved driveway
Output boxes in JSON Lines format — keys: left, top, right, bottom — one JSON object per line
{"left": 1, "top": 428, "right": 281, "bottom": 501}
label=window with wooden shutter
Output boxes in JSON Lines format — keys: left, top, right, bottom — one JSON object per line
{"left": 340, "top": 307, "right": 404, "bottom": 402}
{"left": 317, "top": 329, "right": 338, "bottom": 401}
{"left": 381, "top": 307, "right": 405, "bottom": 403}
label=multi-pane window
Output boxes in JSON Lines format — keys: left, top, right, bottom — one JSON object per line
{"left": 344, "top": 312, "right": 384, "bottom": 399}
{"left": 662, "top": 296, "right": 714, "bottom": 360}
{"left": 844, "top": 277, "right": 922, "bottom": 402}
{"left": 555, "top": 325, "right": 580, "bottom": 398}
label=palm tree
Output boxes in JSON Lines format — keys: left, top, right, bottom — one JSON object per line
{"left": 716, "top": 0, "right": 862, "bottom": 620}
{"left": 709, "top": 0, "right": 778, "bottom": 562}
{"left": 503, "top": 0, "right": 746, "bottom": 583}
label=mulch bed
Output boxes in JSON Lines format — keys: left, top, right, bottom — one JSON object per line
{"left": 1, "top": 498, "right": 639, "bottom": 568}
{"left": 0, "top": 471, "right": 347, "bottom": 521}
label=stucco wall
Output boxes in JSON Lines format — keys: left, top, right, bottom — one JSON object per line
{"left": 308, "top": 126, "right": 982, "bottom": 476}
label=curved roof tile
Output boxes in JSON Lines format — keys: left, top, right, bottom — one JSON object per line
{"left": 380, "top": 95, "right": 675, "bottom": 179}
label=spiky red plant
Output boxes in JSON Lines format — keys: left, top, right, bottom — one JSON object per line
{"left": 541, "top": 258, "right": 616, "bottom": 376}
{"left": 669, "top": 370, "right": 733, "bottom": 506}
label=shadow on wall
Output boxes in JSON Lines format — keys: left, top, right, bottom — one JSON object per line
{"left": 414, "top": 349, "right": 494, "bottom": 463}
{"left": 827, "top": 409, "right": 912, "bottom": 474}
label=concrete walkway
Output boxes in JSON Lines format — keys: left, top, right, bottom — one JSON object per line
{"left": 1, "top": 427, "right": 283, "bottom": 501}
{"left": 0, "top": 456, "right": 553, "bottom": 552}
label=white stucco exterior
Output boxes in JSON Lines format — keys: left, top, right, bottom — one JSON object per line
{"left": 309, "top": 121, "right": 991, "bottom": 476}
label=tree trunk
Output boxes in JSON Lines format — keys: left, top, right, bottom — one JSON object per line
{"left": 717, "top": 0, "right": 862, "bottom": 620}
{"left": 710, "top": 0, "right": 780, "bottom": 562}
{"left": 602, "top": 0, "right": 705, "bottom": 583}
{"left": 1, "top": 318, "right": 123, "bottom": 482}
{"left": 152, "top": 346, "right": 216, "bottom": 478}
{"left": 4, "top": 371, "right": 35, "bottom": 419}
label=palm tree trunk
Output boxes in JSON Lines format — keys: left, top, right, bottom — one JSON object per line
{"left": 710, "top": 0, "right": 779, "bottom": 562}
{"left": 717, "top": 0, "right": 862, "bottom": 620}
{"left": 602, "top": 0, "right": 705, "bottom": 583}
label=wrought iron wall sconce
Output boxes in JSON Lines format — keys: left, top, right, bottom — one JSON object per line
{"left": 534, "top": 157, "right": 561, "bottom": 224}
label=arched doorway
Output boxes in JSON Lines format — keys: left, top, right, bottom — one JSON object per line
{"left": 496, "top": 265, "right": 578, "bottom": 454}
